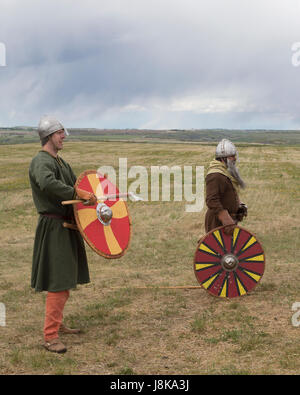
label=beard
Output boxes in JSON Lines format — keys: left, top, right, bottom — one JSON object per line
{"left": 227, "top": 158, "right": 246, "bottom": 189}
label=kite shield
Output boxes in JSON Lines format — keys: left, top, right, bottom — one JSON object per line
{"left": 194, "top": 226, "right": 265, "bottom": 298}
{"left": 73, "top": 170, "right": 131, "bottom": 259}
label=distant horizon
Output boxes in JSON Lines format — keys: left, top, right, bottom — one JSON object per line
{"left": 1, "top": 126, "right": 300, "bottom": 132}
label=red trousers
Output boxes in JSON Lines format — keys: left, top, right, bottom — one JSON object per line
{"left": 44, "top": 290, "right": 70, "bottom": 341}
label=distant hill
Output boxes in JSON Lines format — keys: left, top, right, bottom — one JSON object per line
{"left": 0, "top": 127, "right": 299, "bottom": 145}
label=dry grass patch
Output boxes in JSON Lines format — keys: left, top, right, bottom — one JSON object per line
{"left": 0, "top": 141, "right": 299, "bottom": 375}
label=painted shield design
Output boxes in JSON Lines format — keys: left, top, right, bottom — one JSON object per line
{"left": 73, "top": 170, "right": 131, "bottom": 259}
{"left": 194, "top": 226, "right": 265, "bottom": 298}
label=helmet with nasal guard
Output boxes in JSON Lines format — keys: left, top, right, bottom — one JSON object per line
{"left": 37, "top": 115, "right": 69, "bottom": 140}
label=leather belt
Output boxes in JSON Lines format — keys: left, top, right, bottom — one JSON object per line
{"left": 41, "top": 213, "right": 73, "bottom": 221}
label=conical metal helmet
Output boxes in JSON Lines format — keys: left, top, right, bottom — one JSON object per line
{"left": 37, "top": 115, "right": 69, "bottom": 140}
{"left": 215, "top": 139, "right": 237, "bottom": 158}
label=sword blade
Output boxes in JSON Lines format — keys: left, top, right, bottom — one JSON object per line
{"left": 62, "top": 192, "right": 143, "bottom": 205}
{"left": 96, "top": 192, "right": 143, "bottom": 202}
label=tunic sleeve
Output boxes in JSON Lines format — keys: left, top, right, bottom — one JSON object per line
{"left": 205, "top": 173, "right": 226, "bottom": 215}
{"left": 31, "top": 156, "right": 75, "bottom": 201}
{"left": 68, "top": 163, "right": 77, "bottom": 185}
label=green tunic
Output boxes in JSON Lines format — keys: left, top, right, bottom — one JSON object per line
{"left": 29, "top": 150, "right": 90, "bottom": 292}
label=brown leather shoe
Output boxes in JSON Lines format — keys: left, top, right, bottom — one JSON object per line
{"left": 43, "top": 338, "right": 67, "bottom": 353}
{"left": 59, "top": 324, "right": 81, "bottom": 334}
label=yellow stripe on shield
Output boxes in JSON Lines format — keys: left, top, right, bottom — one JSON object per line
{"left": 103, "top": 225, "right": 123, "bottom": 255}
{"left": 199, "top": 243, "right": 218, "bottom": 255}
{"left": 87, "top": 173, "right": 103, "bottom": 197}
{"left": 236, "top": 277, "right": 247, "bottom": 296}
{"left": 241, "top": 236, "right": 257, "bottom": 252}
{"left": 213, "top": 230, "right": 224, "bottom": 248}
{"left": 201, "top": 273, "right": 219, "bottom": 289}
{"left": 77, "top": 208, "right": 97, "bottom": 230}
{"left": 219, "top": 278, "right": 227, "bottom": 298}
{"left": 111, "top": 199, "right": 128, "bottom": 219}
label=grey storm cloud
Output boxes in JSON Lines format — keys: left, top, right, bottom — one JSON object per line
{"left": 0, "top": 0, "right": 300, "bottom": 129}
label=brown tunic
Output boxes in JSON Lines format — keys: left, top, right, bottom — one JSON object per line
{"left": 205, "top": 172, "right": 240, "bottom": 232}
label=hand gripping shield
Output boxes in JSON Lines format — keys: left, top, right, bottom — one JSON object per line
{"left": 73, "top": 170, "right": 131, "bottom": 259}
{"left": 194, "top": 226, "right": 265, "bottom": 298}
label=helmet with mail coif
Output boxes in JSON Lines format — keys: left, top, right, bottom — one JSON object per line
{"left": 215, "top": 139, "right": 237, "bottom": 158}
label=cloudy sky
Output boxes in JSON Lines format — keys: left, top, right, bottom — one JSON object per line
{"left": 0, "top": 0, "right": 300, "bottom": 129}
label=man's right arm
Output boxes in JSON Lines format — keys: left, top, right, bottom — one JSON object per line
{"left": 30, "top": 158, "right": 75, "bottom": 201}
{"left": 206, "top": 173, "right": 235, "bottom": 235}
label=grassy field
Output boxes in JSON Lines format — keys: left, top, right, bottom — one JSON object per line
{"left": 0, "top": 140, "right": 299, "bottom": 375}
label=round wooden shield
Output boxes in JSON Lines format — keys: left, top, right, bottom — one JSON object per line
{"left": 73, "top": 170, "right": 131, "bottom": 259}
{"left": 194, "top": 226, "right": 265, "bottom": 298}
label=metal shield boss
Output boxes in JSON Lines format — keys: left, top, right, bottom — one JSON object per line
{"left": 73, "top": 170, "right": 131, "bottom": 259}
{"left": 194, "top": 226, "right": 265, "bottom": 298}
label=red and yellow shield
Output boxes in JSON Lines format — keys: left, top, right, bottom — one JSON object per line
{"left": 73, "top": 170, "right": 131, "bottom": 259}
{"left": 194, "top": 226, "right": 265, "bottom": 298}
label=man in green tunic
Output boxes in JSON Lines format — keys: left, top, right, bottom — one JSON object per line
{"left": 29, "top": 115, "right": 97, "bottom": 353}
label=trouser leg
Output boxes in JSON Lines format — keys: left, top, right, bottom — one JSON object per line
{"left": 44, "top": 290, "right": 70, "bottom": 342}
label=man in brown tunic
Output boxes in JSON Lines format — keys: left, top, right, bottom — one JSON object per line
{"left": 205, "top": 139, "right": 247, "bottom": 235}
